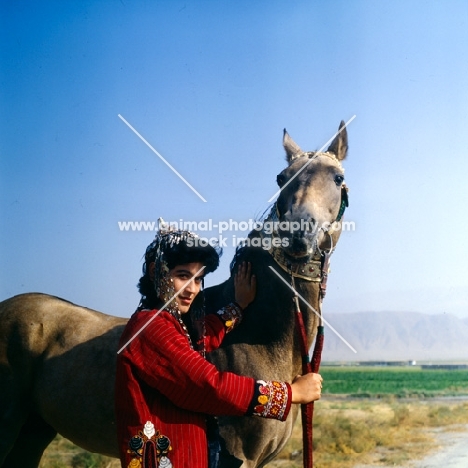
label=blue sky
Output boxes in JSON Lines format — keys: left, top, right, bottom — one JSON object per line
{"left": 1, "top": 0, "right": 468, "bottom": 319}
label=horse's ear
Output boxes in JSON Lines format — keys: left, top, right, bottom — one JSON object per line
{"left": 327, "top": 120, "right": 348, "bottom": 161}
{"left": 283, "top": 129, "right": 303, "bottom": 163}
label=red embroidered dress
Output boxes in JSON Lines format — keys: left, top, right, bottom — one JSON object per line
{"left": 115, "top": 306, "right": 291, "bottom": 468}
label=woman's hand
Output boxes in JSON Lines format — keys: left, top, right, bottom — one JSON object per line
{"left": 290, "top": 373, "right": 323, "bottom": 404}
{"left": 234, "top": 262, "right": 256, "bottom": 310}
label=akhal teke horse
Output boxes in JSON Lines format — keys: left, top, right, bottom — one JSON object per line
{"left": 0, "top": 122, "right": 349, "bottom": 468}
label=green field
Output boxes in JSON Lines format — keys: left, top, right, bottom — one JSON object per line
{"left": 320, "top": 366, "right": 468, "bottom": 397}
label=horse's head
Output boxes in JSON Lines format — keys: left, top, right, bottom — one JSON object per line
{"left": 275, "top": 121, "right": 348, "bottom": 259}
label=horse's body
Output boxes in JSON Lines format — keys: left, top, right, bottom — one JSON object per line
{"left": 0, "top": 123, "right": 349, "bottom": 467}
{"left": 0, "top": 294, "right": 125, "bottom": 465}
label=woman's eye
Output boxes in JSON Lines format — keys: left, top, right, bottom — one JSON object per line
{"left": 334, "top": 174, "right": 344, "bottom": 186}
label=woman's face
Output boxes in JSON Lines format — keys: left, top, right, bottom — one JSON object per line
{"left": 169, "top": 262, "right": 205, "bottom": 313}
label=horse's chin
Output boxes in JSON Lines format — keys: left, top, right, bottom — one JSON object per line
{"left": 282, "top": 236, "right": 316, "bottom": 260}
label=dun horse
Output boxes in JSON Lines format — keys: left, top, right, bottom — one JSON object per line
{"left": 0, "top": 122, "right": 349, "bottom": 467}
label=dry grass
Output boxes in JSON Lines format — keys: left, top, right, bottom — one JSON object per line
{"left": 40, "top": 399, "right": 468, "bottom": 468}
{"left": 266, "top": 398, "right": 468, "bottom": 468}
{"left": 40, "top": 437, "right": 120, "bottom": 468}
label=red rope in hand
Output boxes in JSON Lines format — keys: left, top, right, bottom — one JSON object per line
{"left": 293, "top": 289, "right": 324, "bottom": 468}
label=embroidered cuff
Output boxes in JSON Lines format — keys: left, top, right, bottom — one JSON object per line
{"left": 248, "top": 380, "right": 291, "bottom": 421}
{"left": 216, "top": 302, "right": 243, "bottom": 333}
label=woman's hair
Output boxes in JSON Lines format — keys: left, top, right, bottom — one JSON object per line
{"left": 137, "top": 236, "right": 221, "bottom": 302}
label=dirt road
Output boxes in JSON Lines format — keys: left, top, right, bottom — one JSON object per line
{"left": 352, "top": 424, "right": 468, "bottom": 468}
{"left": 410, "top": 425, "right": 468, "bottom": 468}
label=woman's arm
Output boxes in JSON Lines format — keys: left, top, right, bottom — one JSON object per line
{"left": 202, "top": 261, "right": 257, "bottom": 350}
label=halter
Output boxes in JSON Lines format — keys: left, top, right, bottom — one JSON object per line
{"left": 258, "top": 178, "right": 348, "bottom": 291}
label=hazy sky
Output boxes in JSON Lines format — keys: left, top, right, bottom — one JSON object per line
{"left": 2, "top": 0, "right": 468, "bottom": 319}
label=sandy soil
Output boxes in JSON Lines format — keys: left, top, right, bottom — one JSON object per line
{"left": 409, "top": 425, "right": 468, "bottom": 468}
{"left": 353, "top": 424, "right": 468, "bottom": 468}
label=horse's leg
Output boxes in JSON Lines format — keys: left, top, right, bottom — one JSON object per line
{"left": 0, "top": 379, "right": 56, "bottom": 468}
{"left": 0, "top": 387, "right": 27, "bottom": 466}
{"left": 0, "top": 412, "right": 56, "bottom": 468}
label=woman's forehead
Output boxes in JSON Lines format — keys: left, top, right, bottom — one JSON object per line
{"left": 171, "top": 262, "right": 205, "bottom": 274}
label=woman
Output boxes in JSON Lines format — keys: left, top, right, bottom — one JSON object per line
{"left": 115, "top": 226, "right": 322, "bottom": 468}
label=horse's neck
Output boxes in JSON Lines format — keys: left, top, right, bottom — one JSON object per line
{"left": 234, "top": 244, "right": 322, "bottom": 380}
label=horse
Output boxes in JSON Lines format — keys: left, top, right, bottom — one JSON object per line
{"left": 0, "top": 122, "right": 349, "bottom": 468}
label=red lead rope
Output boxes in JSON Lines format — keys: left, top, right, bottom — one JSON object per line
{"left": 293, "top": 285, "right": 324, "bottom": 468}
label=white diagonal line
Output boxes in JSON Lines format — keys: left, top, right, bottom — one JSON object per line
{"left": 117, "top": 265, "right": 206, "bottom": 354}
{"left": 268, "top": 266, "right": 357, "bottom": 353}
{"left": 268, "top": 115, "right": 356, "bottom": 203}
{"left": 118, "top": 114, "right": 207, "bottom": 203}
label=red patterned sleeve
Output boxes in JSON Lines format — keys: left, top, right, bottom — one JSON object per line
{"left": 202, "top": 302, "right": 244, "bottom": 352}
{"left": 120, "top": 310, "right": 291, "bottom": 421}
{"left": 215, "top": 302, "right": 243, "bottom": 332}
{"left": 122, "top": 311, "right": 254, "bottom": 416}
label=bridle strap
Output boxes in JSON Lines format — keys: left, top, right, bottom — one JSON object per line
{"left": 269, "top": 246, "right": 323, "bottom": 282}
{"left": 336, "top": 183, "right": 349, "bottom": 222}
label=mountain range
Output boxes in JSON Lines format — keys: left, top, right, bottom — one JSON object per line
{"left": 321, "top": 311, "right": 468, "bottom": 362}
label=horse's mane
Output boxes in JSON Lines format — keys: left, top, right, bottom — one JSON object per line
{"left": 229, "top": 244, "right": 248, "bottom": 273}
{"left": 229, "top": 203, "right": 276, "bottom": 273}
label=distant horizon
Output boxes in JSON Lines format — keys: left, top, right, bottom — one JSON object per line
{"left": 325, "top": 309, "right": 468, "bottom": 318}
{"left": 321, "top": 309, "right": 468, "bottom": 362}
{"left": 321, "top": 361, "right": 468, "bottom": 366}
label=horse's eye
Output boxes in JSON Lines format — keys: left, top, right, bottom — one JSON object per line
{"left": 334, "top": 174, "right": 344, "bottom": 186}
{"left": 277, "top": 174, "right": 286, "bottom": 187}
